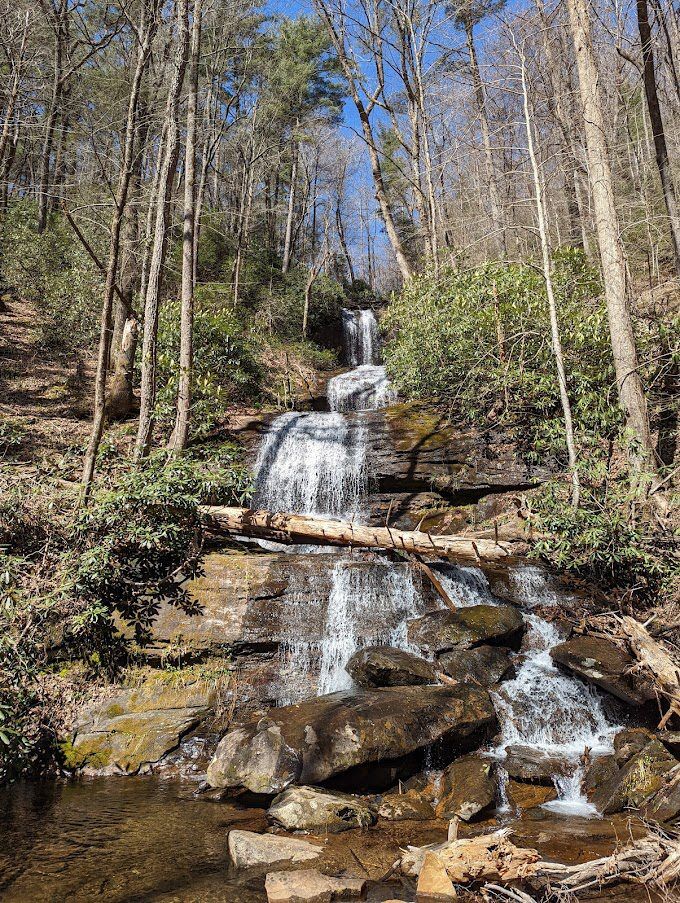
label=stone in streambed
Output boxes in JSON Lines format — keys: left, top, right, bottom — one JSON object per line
{"left": 63, "top": 675, "right": 215, "bottom": 775}
{"left": 265, "top": 869, "right": 366, "bottom": 902}
{"left": 377, "top": 789, "right": 435, "bottom": 821}
{"left": 437, "top": 645, "right": 514, "bottom": 687}
{"left": 416, "top": 851, "right": 457, "bottom": 901}
{"left": 550, "top": 636, "right": 655, "bottom": 707}
{"left": 503, "top": 746, "right": 568, "bottom": 785}
{"left": 645, "top": 765, "right": 680, "bottom": 822}
{"left": 583, "top": 754, "right": 619, "bottom": 798}
{"left": 207, "top": 685, "right": 497, "bottom": 794}
{"left": 506, "top": 780, "right": 557, "bottom": 810}
{"left": 268, "top": 786, "right": 376, "bottom": 833}
{"left": 228, "top": 829, "right": 322, "bottom": 869}
{"left": 407, "top": 605, "right": 524, "bottom": 656}
{"left": 434, "top": 755, "right": 496, "bottom": 821}
{"left": 614, "top": 728, "right": 654, "bottom": 766}
{"left": 347, "top": 646, "right": 437, "bottom": 688}
{"left": 591, "top": 738, "right": 678, "bottom": 815}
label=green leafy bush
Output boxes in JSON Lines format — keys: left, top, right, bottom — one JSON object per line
{"left": 153, "top": 290, "right": 262, "bottom": 436}
{"left": 383, "top": 251, "right": 619, "bottom": 461}
{"left": 0, "top": 201, "right": 102, "bottom": 351}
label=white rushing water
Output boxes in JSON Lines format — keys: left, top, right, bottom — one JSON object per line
{"left": 327, "top": 364, "right": 396, "bottom": 413}
{"left": 436, "top": 564, "right": 619, "bottom": 815}
{"left": 342, "top": 307, "right": 380, "bottom": 366}
{"left": 254, "top": 411, "right": 367, "bottom": 518}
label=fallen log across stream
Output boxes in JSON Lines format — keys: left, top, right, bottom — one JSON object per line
{"left": 199, "top": 506, "right": 529, "bottom": 564}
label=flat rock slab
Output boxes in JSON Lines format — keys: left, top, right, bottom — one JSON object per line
{"left": 377, "top": 790, "right": 435, "bottom": 821}
{"left": 347, "top": 646, "right": 437, "bottom": 688}
{"left": 408, "top": 605, "right": 525, "bottom": 655}
{"left": 550, "top": 636, "right": 655, "bottom": 707}
{"left": 268, "top": 786, "right": 376, "bottom": 834}
{"left": 64, "top": 676, "right": 215, "bottom": 775}
{"left": 228, "top": 829, "right": 322, "bottom": 869}
{"left": 504, "top": 746, "right": 569, "bottom": 785}
{"left": 437, "top": 645, "right": 514, "bottom": 687}
{"left": 206, "top": 685, "right": 497, "bottom": 794}
{"left": 265, "top": 869, "right": 366, "bottom": 902}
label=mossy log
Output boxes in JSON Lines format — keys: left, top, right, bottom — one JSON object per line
{"left": 199, "top": 506, "right": 528, "bottom": 564}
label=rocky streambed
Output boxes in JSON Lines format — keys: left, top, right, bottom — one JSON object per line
{"left": 1, "top": 309, "right": 678, "bottom": 902}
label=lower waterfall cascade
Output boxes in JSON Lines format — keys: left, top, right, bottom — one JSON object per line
{"left": 251, "top": 308, "right": 621, "bottom": 815}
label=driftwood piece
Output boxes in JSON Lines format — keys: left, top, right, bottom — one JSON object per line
{"left": 403, "top": 828, "right": 680, "bottom": 899}
{"left": 620, "top": 615, "right": 680, "bottom": 727}
{"left": 199, "top": 506, "right": 528, "bottom": 564}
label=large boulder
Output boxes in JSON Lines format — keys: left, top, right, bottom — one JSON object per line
{"left": 550, "top": 636, "right": 655, "bottom": 707}
{"left": 592, "top": 739, "right": 678, "bottom": 815}
{"left": 62, "top": 675, "right": 216, "bottom": 775}
{"left": 407, "top": 605, "right": 524, "bottom": 656}
{"left": 346, "top": 646, "right": 437, "bottom": 688}
{"left": 265, "top": 870, "right": 366, "bottom": 903}
{"left": 228, "top": 830, "right": 322, "bottom": 869}
{"left": 437, "top": 645, "right": 514, "bottom": 687}
{"left": 434, "top": 754, "right": 497, "bottom": 821}
{"left": 206, "top": 685, "right": 497, "bottom": 794}
{"left": 268, "top": 786, "right": 376, "bottom": 833}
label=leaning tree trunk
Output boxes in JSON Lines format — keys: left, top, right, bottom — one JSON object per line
{"left": 637, "top": 0, "right": 680, "bottom": 277}
{"left": 81, "top": 0, "right": 159, "bottom": 502}
{"left": 566, "top": 0, "right": 656, "bottom": 477}
{"left": 281, "top": 130, "right": 298, "bottom": 275}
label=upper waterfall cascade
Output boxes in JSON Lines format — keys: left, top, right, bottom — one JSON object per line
{"left": 251, "top": 307, "right": 621, "bottom": 817}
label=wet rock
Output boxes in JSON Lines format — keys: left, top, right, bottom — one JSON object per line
{"left": 550, "top": 637, "right": 655, "bottom": 707}
{"left": 377, "top": 790, "right": 435, "bottom": 821}
{"left": 592, "top": 739, "right": 678, "bottom": 815}
{"left": 265, "top": 869, "right": 366, "bottom": 902}
{"left": 416, "top": 851, "right": 456, "bottom": 902}
{"left": 583, "top": 755, "right": 620, "bottom": 797}
{"left": 435, "top": 754, "right": 497, "bottom": 821}
{"left": 407, "top": 605, "right": 524, "bottom": 656}
{"left": 658, "top": 731, "right": 680, "bottom": 756}
{"left": 228, "top": 830, "right": 322, "bottom": 869}
{"left": 347, "top": 646, "right": 437, "bottom": 688}
{"left": 206, "top": 685, "right": 497, "bottom": 794}
{"left": 268, "top": 786, "right": 376, "bottom": 834}
{"left": 645, "top": 765, "right": 680, "bottom": 822}
{"left": 614, "top": 728, "right": 655, "bottom": 766}
{"left": 506, "top": 779, "right": 557, "bottom": 810}
{"left": 437, "top": 645, "right": 514, "bottom": 687}
{"left": 63, "top": 675, "right": 215, "bottom": 775}
{"left": 360, "top": 402, "right": 549, "bottom": 498}
{"left": 503, "top": 746, "right": 567, "bottom": 785}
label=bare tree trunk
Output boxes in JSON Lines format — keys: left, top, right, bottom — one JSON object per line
{"left": 314, "top": 0, "right": 413, "bottom": 282}
{"left": 81, "top": 1, "right": 159, "bottom": 502}
{"left": 637, "top": 0, "right": 680, "bottom": 276}
{"left": 566, "top": 0, "right": 656, "bottom": 476}
{"left": 519, "top": 43, "right": 580, "bottom": 506}
{"left": 170, "top": 0, "right": 203, "bottom": 454}
{"left": 134, "top": 0, "right": 190, "bottom": 462}
{"left": 465, "top": 19, "right": 506, "bottom": 259}
{"left": 0, "top": 12, "right": 29, "bottom": 210}
{"left": 281, "top": 130, "right": 298, "bottom": 275}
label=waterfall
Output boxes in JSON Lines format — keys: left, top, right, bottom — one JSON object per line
{"left": 254, "top": 411, "right": 366, "bottom": 518}
{"left": 317, "top": 560, "right": 422, "bottom": 694}
{"left": 434, "top": 564, "right": 620, "bottom": 815}
{"left": 342, "top": 308, "right": 380, "bottom": 366}
{"left": 327, "top": 365, "right": 396, "bottom": 412}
